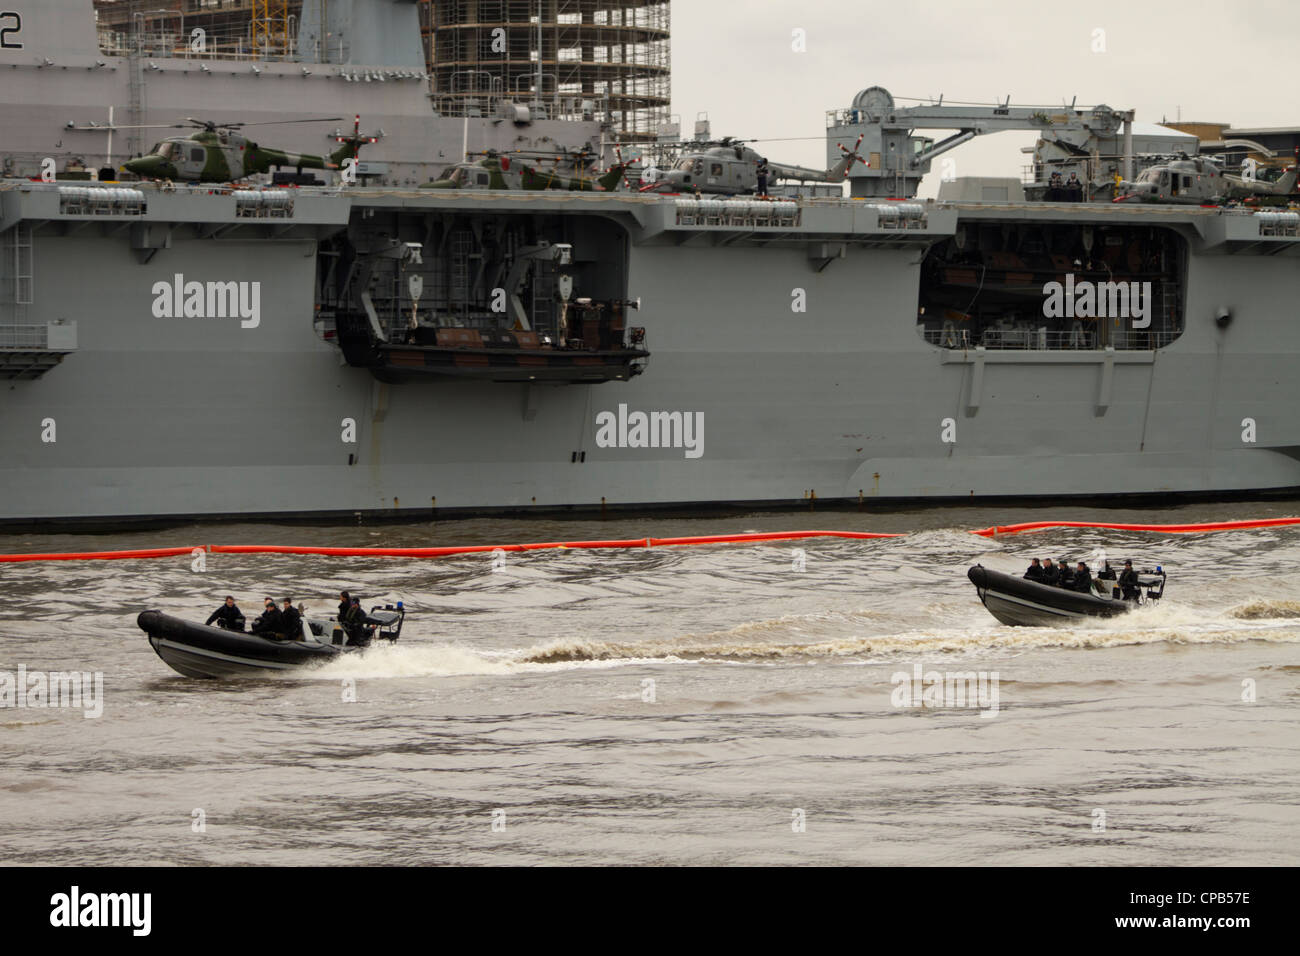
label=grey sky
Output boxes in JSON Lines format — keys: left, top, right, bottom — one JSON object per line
{"left": 670, "top": 0, "right": 1296, "bottom": 194}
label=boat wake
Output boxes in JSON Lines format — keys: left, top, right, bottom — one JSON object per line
{"left": 294, "top": 599, "right": 1300, "bottom": 679}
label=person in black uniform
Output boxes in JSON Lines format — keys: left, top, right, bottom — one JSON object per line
{"left": 281, "top": 598, "right": 302, "bottom": 640}
{"left": 344, "top": 597, "right": 369, "bottom": 647}
{"left": 252, "top": 597, "right": 284, "bottom": 637}
{"left": 1024, "top": 558, "right": 1044, "bottom": 582}
{"left": 1041, "top": 558, "right": 1060, "bottom": 587}
{"left": 337, "top": 590, "right": 351, "bottom": 623}
{"left": 756, "top": 160, "right": 769, "bottom": 198}
{"left": 1065, "top": 172, "right": 1083, "bottom": 202}
{"left": 205, "top": 595, "right": 245, "bottom": 631}
{"left": 1046, "top": 171, "right": 1062, "bottom": 201}
{"left": 1056, "top": 559, "right": 1075, "bottom": 590}
{"left": 1119, "top": 560, "right": 1140, "bottom": 600}
{"left": 1072, "top": 561, "right": 1093, "bottom": 594}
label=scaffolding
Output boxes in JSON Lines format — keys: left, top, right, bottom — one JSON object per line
{"left": 422, "top": 0, "right": 670, "bottom": 143}
{"left": 251, "top": 0, "right": 293, "bottom": 55}
{"left": 93, "top": 1, "right": 672, "bottom": 141}
{"left": 93, "top": 1, "right": 300, "bottom": 61}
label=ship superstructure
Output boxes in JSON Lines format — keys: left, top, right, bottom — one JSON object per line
{"left": 5, "top": 5, "right": 1300, "bottom": 525}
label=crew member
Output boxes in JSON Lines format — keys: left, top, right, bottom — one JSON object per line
{"left": 281, "top": 598, "right": 302, "bottom": 640}
{"left": 1072, "top": 561, "right": 1093, "bottom": 593}
{"left": 1066, "top": 172, "right": 1083, "bottom": 202}
{"left": 337, "top": 590, "right": 351, "bottom": 623}
{"left": 205, "top": 595, "right": 244, "bottom": 631}
{"left": 344, "top": 597, "right": 369, "bottom": 647}
{"left": 1041, "top": 558, "right": 1060, "bottom": 586}
{"left": 1046, "top": 171, "right": 1063, "bottom": 201}
{"left": 1119, "top": 560, "right": 1140, "bottom": 600}
{"left": 1057, "top": 559, "right": 1075, "bottom": 590}
{"left": 1024, "top": 558, "right": 1044, "bottom": 582}
{"left": 756, "top": 160, "right": 769, "bottom": 198}
{"left": 252, "top": 597, "right": 284, "bottom": 637}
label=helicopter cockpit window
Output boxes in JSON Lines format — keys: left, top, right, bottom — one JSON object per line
{"left": 156, "top": 142, "right": 175, "bottom": 160}
{"left": 445, "top": 167, "right": 466, "bottom": 185}
{"left": 1139, "top": 168, "right": 1160, "bottom": 184}
{"left": 675, "top": 158, "right": 694, "bottom": 171}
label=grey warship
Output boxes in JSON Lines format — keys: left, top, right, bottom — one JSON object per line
{"left": 3, "top": 0, "right": 1300, "bottom": 526}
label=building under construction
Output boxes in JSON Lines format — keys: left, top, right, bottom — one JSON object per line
{"left": 93, "top": 1, "right": 300, "bottom": 59}
{"left": 93, "top": 1, "right": 671, "bottom": 143}
{"left": 420, "top": 1, "right": 670, "bottom": 143}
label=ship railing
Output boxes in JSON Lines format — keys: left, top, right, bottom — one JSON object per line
{"left": 921, "top": 327, "right": 1181, "bottom": 350}
{"left": 9, "top": 180, "right": 346, "bottom": 202}
{"left": 98, "top": 19, "right": 302, "bottom": 63}
{"left": 0, "top": 325, "right": 45, "bottom": 349}
{"left": 0, "top": 324, "right": 76, "bottom": 350}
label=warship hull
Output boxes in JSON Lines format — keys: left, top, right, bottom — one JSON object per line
{"left": 3, "top": 185, "right": 1300, "bottom": 525}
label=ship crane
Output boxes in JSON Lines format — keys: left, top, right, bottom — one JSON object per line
{"left": 826, "top": 86, "right": 1135, "bottom": 198}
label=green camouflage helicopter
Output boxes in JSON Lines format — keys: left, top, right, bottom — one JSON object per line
{"left": 101, "top": 116, "right": 369, "bottom": 183}
{"left": 420, "top": 148, "right": 630, "bottom": 192}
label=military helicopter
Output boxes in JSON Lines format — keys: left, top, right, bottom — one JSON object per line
{"left": 519, "top": 146, "right": 632, "bottom": 191}
{"left": 639, "top": 135, "right": 867, "bottom": 195}
{"left": 1113, "top": 154, "right": 1299, "bottom": 205}
{"left": 85, "top": 117, "right": 361, "bottom": 183}
{"left": 420, "top": 148, "right": 629, "bottom": 192}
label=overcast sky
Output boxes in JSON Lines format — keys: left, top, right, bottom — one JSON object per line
{"left": 669, "top": 0, "right": 1295, "bottom": 194}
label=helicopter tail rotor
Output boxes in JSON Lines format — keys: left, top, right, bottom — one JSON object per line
{"left": 837, "top": 133, "right": 868, "bottom": 175}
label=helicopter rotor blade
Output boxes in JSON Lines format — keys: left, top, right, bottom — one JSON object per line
{"left": 67, "top": 123, "right": 189, "bottom": 131}
{"left": 199, "top": 117, "right": 347, "bottom": 129}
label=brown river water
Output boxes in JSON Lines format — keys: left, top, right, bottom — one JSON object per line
{"left": 2, "top": 500, "right": 1298, "bottom": 865}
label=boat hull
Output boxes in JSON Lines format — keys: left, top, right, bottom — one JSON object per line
{"left": 138, "top": 610, "right": 345, "bottom": 679}
{"left": 967, "top": 565, "right": 1132, "bottom": 627}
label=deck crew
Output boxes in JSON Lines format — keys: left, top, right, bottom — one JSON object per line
{"left": 1066, "top": 172, "right": 1083, "bottom": 202}
{"left": 281, "top": 598, "right": 302, "bottom": 640}
{"left": 1046, "top": 171, "right": 1063, "bottom": 201}
{"left": 1119, "top": 560, "right": 1140, "bottom": 600}
{"left": 1072, "top": 561, "right": 1093, "bottom": 593}
{"left": 1041, "top": 558, "right": 1060, "bottom": 586}
{"left": 756, "top": 160, "right": 769, "bottom": 197}
{"left": 252, "top": 597, "right": 284, "bottom": 636}
{"left": 205, "top": 595, "right": 245, "bottom": 631}
{"left": 1024, "top": 558, "right": 1045, "bottom": 582}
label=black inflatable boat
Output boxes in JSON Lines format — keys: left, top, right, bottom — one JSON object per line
{"left": 967, "top": 565, "right": 1166, "bottom": 626}
{"left": 137, "top": 605, "right": 405, "bottom": 679}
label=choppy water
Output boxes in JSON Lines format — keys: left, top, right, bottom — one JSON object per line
{"left": 3, "top": 501, "right": 1299, "bottom": 865}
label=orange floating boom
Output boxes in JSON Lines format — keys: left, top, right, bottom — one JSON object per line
{"left": 2, "top": 519, "right": 1298, "bottom": 562}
